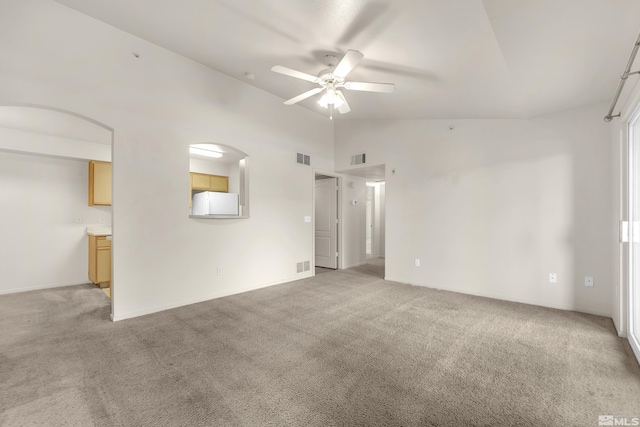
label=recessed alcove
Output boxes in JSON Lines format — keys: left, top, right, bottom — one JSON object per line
{"left": 188, "top": 143, "right": 249, "bottom": 219}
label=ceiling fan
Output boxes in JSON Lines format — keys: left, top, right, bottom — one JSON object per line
{"left": 271, "top": 50, "right": 395, "bottom": 119}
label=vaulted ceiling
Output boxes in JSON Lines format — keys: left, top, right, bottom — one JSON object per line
{"left": 53, "top": 0, "right": 640, "bottom": 120}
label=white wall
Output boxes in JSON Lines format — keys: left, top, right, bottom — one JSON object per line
{"left": 0, "top": 0, "right": 333, "bottom": 320}
{"left": 335, "top": 103, "right": 613, "bottom": 316}
{"left": 0, "top": 127, "right": 110, "bottom": 161}
{"left": 0, "top": 151, "right": 112, "bottom": 294}
{"left": 189, "top": 158, "right": 229, "bottom": 177}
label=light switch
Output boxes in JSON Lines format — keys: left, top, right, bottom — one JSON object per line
{"left": 304, "top": 216, "right": 311, "bottom": 223}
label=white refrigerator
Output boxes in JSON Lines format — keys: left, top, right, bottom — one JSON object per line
{"left": 192, "top": 192, "right": 239, "bottom": 215}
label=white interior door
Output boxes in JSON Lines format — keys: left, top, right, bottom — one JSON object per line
{"left": 315, "top": 177, "right": 338, "bottom": 269}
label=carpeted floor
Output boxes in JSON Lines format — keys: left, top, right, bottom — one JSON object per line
{"left": 1, "top": 259, "right": 639, "bottom": 426}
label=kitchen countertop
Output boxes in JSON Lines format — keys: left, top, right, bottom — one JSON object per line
{"left": 86, "top": 226, "right": 112, "bottom": 236}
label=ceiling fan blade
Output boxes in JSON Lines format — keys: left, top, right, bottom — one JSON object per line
{"left": 271, "top": 65, "right": 320, "bottom": 83}
{"left": 344, "top": 81, "right": 395, "bottom": 93}
{"left": 337, "top": 91, "right": 351, "bottom": 114}
{"left": 284, "top": 87, "right": 323, "bottom": 105}
{"left": 333, "top": 50, "right": 364, "bottom": 78}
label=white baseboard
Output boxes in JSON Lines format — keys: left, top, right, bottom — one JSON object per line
{"left": 629, "top": 333, "right": 640, "bottom": 365}
{"left": 383, "top": 276, "right": 611, "bottom": 318}
{"left": 0, "top": 280, "right": 90, "bottom": 295}
{"left": 111, "top": 273, "right": 313, "bottom": 322}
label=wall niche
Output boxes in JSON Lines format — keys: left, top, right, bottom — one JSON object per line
{"left": 189, "top": 143, "right": 249, "bottom": 218}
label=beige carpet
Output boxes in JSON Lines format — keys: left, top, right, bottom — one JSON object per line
{"left": 1, "top": 259, "right": 639, "bottom": 426}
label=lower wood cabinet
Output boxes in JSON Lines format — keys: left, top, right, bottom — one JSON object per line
{"left": 88, "top": 235, "right": 111, "bottom": 287}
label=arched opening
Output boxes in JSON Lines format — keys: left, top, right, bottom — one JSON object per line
{"left": 0, "top": 104, "right": 115, "bottom": 318}
{"left": 188, "top": 142, "right": 249, "bottom": 218}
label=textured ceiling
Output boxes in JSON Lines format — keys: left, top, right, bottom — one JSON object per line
{"left": 53, "top": 0, "right": 640, "bottom": 120}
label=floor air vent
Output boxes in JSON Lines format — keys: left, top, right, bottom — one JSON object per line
{"left": 351, "top": 153, "right": 366, "bottom": 165}
{"left": 297, "top": 261, "right": 311, "bottom": 273}
{"left": 297, "top": 153, "right": 311, "bottom": 166}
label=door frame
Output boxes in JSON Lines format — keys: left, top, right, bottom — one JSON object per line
{"left": 627, "top": 106, "right": 640, "bottom": 363}
{"left": 313, "top": 170, "right": 343, "bottom": 271}
{"left": 366, "top": 184, "right": 374, "bottom": 258}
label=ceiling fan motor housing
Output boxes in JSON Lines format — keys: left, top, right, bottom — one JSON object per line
{"left": 318, "top": 69, "right": 344, "bottom": 85}
{"left": 317, "top": 55, "right": 344, "bottom": 85}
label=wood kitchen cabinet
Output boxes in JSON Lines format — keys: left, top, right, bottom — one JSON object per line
{"left": 190, "top": 172, "right": 229, "bottom": 192}
{"left": 88, "top": 160, "right": 112, "bottom": 206}
{"left": 88, "top": 235, "right": 111, "bottom": 287}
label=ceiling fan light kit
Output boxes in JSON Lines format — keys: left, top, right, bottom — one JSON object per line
{"left": 271, "top": 49, "right": 395, "bottom": 119}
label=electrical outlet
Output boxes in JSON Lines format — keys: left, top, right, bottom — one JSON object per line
{"left": 585, "top": 276, "right": 594, "bottom": 287}
{"left": 75, "top": 217, "right": 82, "bottom": 223}
{"left": 414, "top": 259, "right": 420, "bottom": 267}
{"left": 217, "top": 267, "right": 222, "bottom": 276}
{"left": 99, "top": 217, "right": 105, "bottom": 223}
{"left": 549, "top": 273, "right": 557, "bottom": 283}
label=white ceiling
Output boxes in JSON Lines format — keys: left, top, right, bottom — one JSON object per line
{"left": 53, "top": 0, "right": 640, "bottom": 120}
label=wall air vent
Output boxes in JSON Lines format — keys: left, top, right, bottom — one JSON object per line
{"left": 297, "top": 153, "right": 311, "bottom": 166}
{"left": 351, "top": 153, "right": 366, "bottom": 165}
{"left": 297, "top": 261, "right": 311, "bottom": 273}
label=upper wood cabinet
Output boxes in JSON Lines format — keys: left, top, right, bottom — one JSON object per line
{"left": 190, "top": 172, "right": 228, "bottom": 192}
{"left": 89, "top": 160, "right": 112, "bottom": 206}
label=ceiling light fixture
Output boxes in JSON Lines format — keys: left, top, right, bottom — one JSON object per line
{"left": 317, "top": 84, "right": 346, "bottom": 119}
{"left": 189, "top": 147, "right": 223, "bottom": 158}
{"left": 317, "top": 87, "right": 344, "bottom": 109}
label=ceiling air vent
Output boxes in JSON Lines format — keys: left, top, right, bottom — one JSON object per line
{"left": 297, "top": 153, "right": 311, "bottom": 166}
{"left": 351, "top": 153, "right": 366, "bottom": 165}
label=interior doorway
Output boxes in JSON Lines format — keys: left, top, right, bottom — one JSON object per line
{"left": 314, "top": 173, "right": 340, "bottom": 270}
{"left": 366, "top": 181, "right": 386, "bottom": 259}
{"left": 366, "top": 186, "right": 373, "bottom": 256}
{"left": 0, "top": 104, "right": 114, "bottom": 318}
{"left": 628, "top": 108, "right": 640, "bottom": 365}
